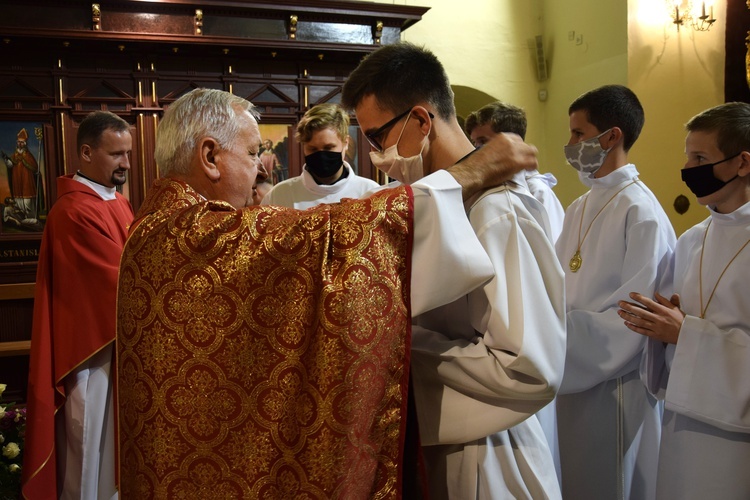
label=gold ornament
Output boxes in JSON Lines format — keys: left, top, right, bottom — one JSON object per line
{"left": 569, "top": 250, "right": 582, "bottom": 272}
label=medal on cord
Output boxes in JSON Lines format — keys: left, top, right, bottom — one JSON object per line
{"left": 570, "top": 179, "right": 639, "bottom": 272}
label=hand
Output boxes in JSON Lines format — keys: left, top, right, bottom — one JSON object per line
{"left": 617, "top": 292, "right": 685, "bottom": 344}
{"left": 447, "top": 132, "right": 538, "bottom": 202}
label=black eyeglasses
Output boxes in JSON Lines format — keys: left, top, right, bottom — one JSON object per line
{"left": 364, "top": 108, "right": 434, "bottom": 153}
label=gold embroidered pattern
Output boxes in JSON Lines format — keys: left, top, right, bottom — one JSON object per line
{"left": 167, "top": 367, "right": 240, "bottom": 439}
{"left": 136, "top": 229, "right": 184, "bottom": 285}
{"left": 138, "top": 415, "right": 188, "bottom": 477}
{"left": 166, "top": 274, "right": 234, "bottom": 345}
{"left": 118, "top": 178, "right": 413, "bottom": 499}
{"left": 133, "top": 322, "right": 186, "bottom": 383}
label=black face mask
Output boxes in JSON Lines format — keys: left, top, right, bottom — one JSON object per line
{"left": 681, "top": 152, "right": 742, "bottom": 198}
{"left": 305, "top": 150, "right": 343, "bottom": 180}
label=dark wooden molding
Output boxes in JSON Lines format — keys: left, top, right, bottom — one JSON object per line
{"left": 0, "top": 341, "right": 31, "bottom": 357}
{"left": 0, "top": 283, "right": 35, "bottom": 300}
{"left": 0, "top": 0, "right": 429, "bottom": 45}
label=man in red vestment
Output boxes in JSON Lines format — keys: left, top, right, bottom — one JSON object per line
{"left": 117, "top": 89, "right": 539, "bottom": 498}
{"left": 23, "top": 111, "right": 134, "bottom": 499}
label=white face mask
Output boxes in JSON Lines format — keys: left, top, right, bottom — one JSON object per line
{"left": 563, "top": 128, "right": 613, "bottom": 175}
{"left": 369, "top": 114, "right": 427, "bottom": 184}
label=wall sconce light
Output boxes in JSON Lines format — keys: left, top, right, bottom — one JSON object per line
{"left": 669, "top": 0, "right": 716, "bottom": 31}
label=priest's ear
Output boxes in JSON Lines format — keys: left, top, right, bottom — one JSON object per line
{"left": 198, "top": 137, "right": 222, "bottom": 181}
{"left": 79, "top": 144, "right": 93, "bottom": 163}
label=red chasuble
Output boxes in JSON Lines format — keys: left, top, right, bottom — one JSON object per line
{"left": 23, "top": 175, "right": 134, "bottom": 499}
{"left": 117, "top": 179, "right": 413, "bottom": 499}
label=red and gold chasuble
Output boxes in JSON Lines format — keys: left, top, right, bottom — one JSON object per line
{"left": 117, "top": 179, "right": 414, "bottom": 499}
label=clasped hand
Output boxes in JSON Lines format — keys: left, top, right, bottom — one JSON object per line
{"left": 617, "top": 292, "right": 685, "bottom": 345}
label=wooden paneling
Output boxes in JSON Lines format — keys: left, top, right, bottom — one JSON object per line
{"left": 0, "top": 283, "right": 34, "bottom": 300}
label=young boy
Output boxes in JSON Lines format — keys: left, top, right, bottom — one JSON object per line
{"left": 261, "top": 103, "right": 378, "bottom": 208}
{"left": 554, "top": 85, "right": 676, "bottom": 500}
{"left": 465, "top": 101, "right": 565, "bottom": 242}
{"left": 342, "top": 42, "right": 566, "bottom": 499}
{"left": 618, "top": 101, "right": 750, "bottom": 499}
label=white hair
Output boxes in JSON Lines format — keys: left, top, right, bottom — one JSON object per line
{"left": 155, "top": 88, "right": 260, "bottom": 176}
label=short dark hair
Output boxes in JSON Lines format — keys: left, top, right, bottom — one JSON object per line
{"left": 341, "top": 42, "right": 455, "bottom": 121}
{"left": 465, "top": 101, "right": 527, "bottom": 140}
{"left": 569, "top": 85, "right": 644, "bottom": 152}
{"left": 686, "top": 102, "right": 750, "bottom": 157}
{"left": 77, "top": 111, "right": 130, "bottom": 154}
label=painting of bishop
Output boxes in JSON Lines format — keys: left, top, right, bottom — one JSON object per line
{"left": 0, "top": 123, "right": 46, "bottom": 233}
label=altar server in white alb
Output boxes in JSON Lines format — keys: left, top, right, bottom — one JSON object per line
{"left": 343, "top": 42, "right": 566, "bottom": 500}
{"left": 261, "top": 103, "right": 378, "bottom": 208}
{"left": 619, "top": 101, "right": 750, "bottom": 500}
{"left": 465, "top": 100, "right": 565, "bottom": 243}
{"left": 554, "top": 84, "right": 676, "bottom": 500}
{"left": 466, "top": 99, "right": 566, "bottom": 485}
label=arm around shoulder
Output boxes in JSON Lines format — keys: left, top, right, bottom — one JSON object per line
{"left": 448, "top": 133, "right": 538, "bottom": 202}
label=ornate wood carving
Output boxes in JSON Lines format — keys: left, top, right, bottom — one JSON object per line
{"left": 92, "top": 3, "right": 101, "bottom": 31}
{"left": 373, "top": 20, "right": 385, "bottom": 45}
{"left": 288, "top": 14, "right": 299, "bottom": 40}
{"left": 194, "top": 9, "right": 203, "bottom": 36}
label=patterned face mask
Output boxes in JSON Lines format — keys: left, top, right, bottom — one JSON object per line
{"left": 564, "top": 128, "right": 613, "bottom": 175}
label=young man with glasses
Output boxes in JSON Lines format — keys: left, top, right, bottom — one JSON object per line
{"left": 342, "top": 42, "right": 566, "bottom": 499}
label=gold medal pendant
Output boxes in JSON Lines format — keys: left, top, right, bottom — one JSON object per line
{"left": 570, "top": 180, "right": 639, "bottom": 275}
{"left": 569, "top": 250, "right": 582, "bottom": 272}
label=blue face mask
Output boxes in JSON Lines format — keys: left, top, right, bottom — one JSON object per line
{"left": 681, "top": 152, "right": 741, "bottom": 198}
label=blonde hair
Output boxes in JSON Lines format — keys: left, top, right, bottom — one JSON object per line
{"left": 295, "top": 103, "right": 349, "bottom": 144}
